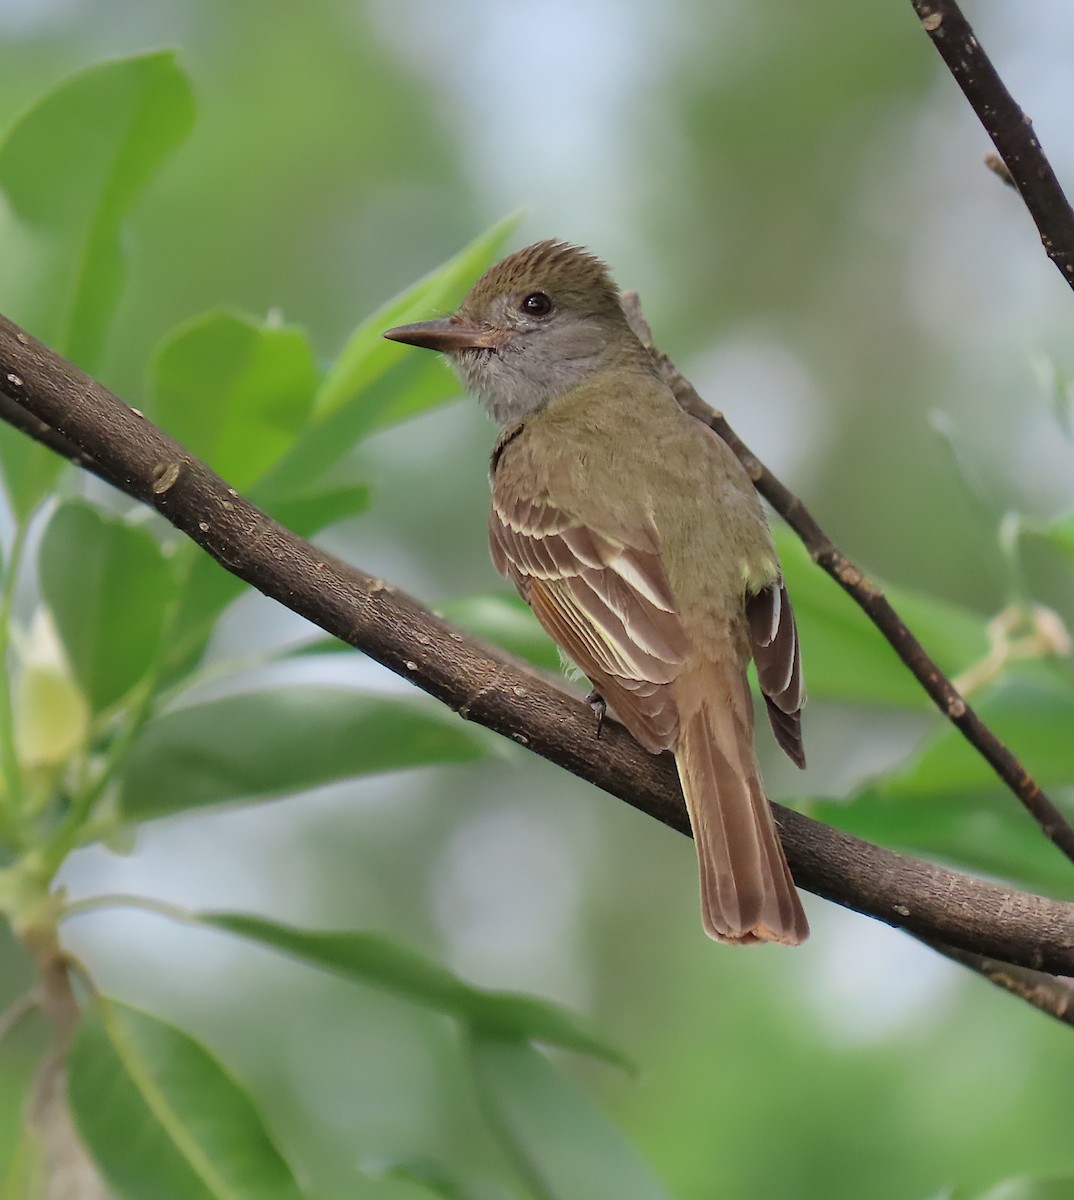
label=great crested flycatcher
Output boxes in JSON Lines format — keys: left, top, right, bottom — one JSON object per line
{"left": 384, "top": 240, "right": 808, "bottom": 945}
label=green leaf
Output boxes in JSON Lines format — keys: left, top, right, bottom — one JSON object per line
{"left": 165, "top": 554, "right": 247, "bottom": 677}
{"left": 255, "top": 218, "right": 518, "bottom": 501}
{"left": 0, "top": 50, "right": 195, "bottom": 368}
{"left": 291, "top": 593, "right": 559, "bottom": 670}
{"left": 149, "top": 310, "right": 319, "bottom": 492}
{"left": 164, "top": 476, "right": 371, "bottom": 676}
{"left": 812, "top": 664, "right": 1074, "bottom": 894}
{"left": 257, "top": 340, "right": 457, "bottom": 503}
{"left": 69, "top": 996, "right": 305, "bottom": 1200}
{"left": 38, "top": 500, "right": 174, "bottom": 712}
{"left": 271, "top": 481, "right": 372, "bottom": 534}
{"left": 774, "top": 528, "right": 989, "bottom": 709}
{"left": 367, "top": 1155, "right": 480, "bottom": 1199}
{"left": 468, "top": 1037, "right": 667, "bottom": 1200}
{"left": 0, "top": 53, "right": 193, "bottom": 517}
{"left": 119, "top": 687, "right": 493, "bottom": 819}
{"left": 314, "top": 215, "right": 518, "bottom": 420}
{"left": 1032, "top": 511, "right": 1074, "bottom": 564}
{"left": 193, "top": 911, "right": 630, "bottom": 1070}
{"left": 438, "top": 593, "right": 561, "bottom": 673}
{"left": 0, "top": 431, "right": 65, "bottom": 526}
{"left": 872, "top": 667, "right": 1074, "bottom": 800}
{"left": 975, "top": 1179, "right": 1074, "bottom": 1200}
{"left": 815, "top": 784, "right": 1074, "bottom": 898}
{"left": 1, "top": 1123, "right": 45, "bottom": 1200}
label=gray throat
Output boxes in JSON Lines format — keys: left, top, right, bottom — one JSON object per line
{"left": 453, "top": 318, "right": 647, "bottom": 427}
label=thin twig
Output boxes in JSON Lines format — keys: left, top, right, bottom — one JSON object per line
{"left": 19, "top": 921, "right": 107, "bottom": 1198}
{"left": 0, "top": 392, "right": 117, "bottom": 488}
{"left": 621, "top": 292, "right": 1074, "bottom": 870}
{"left": 919, "top": 936, "right": 1074, "bottom": 1028}
{"left": 911, "top": 0, "right": 1074, "bottom": 290}
{"left": 2, "top": 314, "right": 1074, "bottom": 978}
{"left": 902, "top": 0, "right": 1074, "bottom": 1020}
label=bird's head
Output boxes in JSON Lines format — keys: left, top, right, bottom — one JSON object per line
{"left": 384, "top": 240, "right": 642, "bottom": 425}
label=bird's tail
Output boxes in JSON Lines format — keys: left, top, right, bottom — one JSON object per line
{"left": 673, "top": 660, "right": 808, "bottom": 945}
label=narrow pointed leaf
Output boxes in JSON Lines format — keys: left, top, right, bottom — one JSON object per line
{"left": 271, "top": 481, "right": 372, "bottom": 534}
{"left": 165, "top": 475, "right": 371, "bottom": 674}
{"left": 166, "top": 555, "right": 247, "bottom": 675}
{"left": 314, "top": 216, "right": 517, "bottom": 419}
{"left": 256, "top": 219, "right": 518, "bottom": 501}
{"left": 256, "top": 356, "right": 442, "bottom": 500}
{"left": 69, "top": 997, "right": 304, "bottom": 1200}
{"left": 38, "top": 501, "right": 174, "bottom": 711}
{"left": 870, "top": 668, "right": 1074, "bottom": 800}
{"left": 775, "top": 528, "right": 989, "bottom": 709}
{"left": 438, "top": 594, "right": 561, "bottom": 672}
{"left": 1034, "top": 511, "right": 1074, "bottom": 562}
{"left": 0, "top": 50, "right": 194, "bottom": 367}
{"left": 289, "top": 592, "right": 559, "bottom": 670}
{"left": 975, "top": 1180, "right": 1074, "bottom": 1200}
{"left": 194, "top": 911, "right": 630, "bottom": 1070}
{"left": 813, "top": 664, "right": 1074, "bottom": 893}
{"left": 367, "top": 1155, "right": 479, "bottom": 1199}
{"left": 468, "top": 1037, "right": 667, "bottom": 1200}
{"left": 0, "top": 52, "right": 193, "bottom": 514}
{"left": 119, "top": 687, "right": 493, "bottom": 819}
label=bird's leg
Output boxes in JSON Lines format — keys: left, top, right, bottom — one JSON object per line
{"left": 584, "top": 689, "right": 607, "bottom": 739}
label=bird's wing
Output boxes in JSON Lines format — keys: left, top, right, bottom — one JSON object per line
{"left": 489, "top": 482, "right": 690, "bottom": 753}
{"left": 746, "top": 581, "right": 806, "bottom": 768}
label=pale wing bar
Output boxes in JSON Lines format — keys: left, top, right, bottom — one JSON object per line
{"left": 489, "top": 495, "right": 690, "bottom": 752}
{"left": 746, "top": 581, "right": 806, "bottom": 769}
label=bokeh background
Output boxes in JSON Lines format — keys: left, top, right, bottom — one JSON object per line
{"left": 3, "top": 1, "right": 1074, "bottom": 1197}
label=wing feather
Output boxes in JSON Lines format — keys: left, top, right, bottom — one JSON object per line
{"left": 489, "top": 477, "right": 689, "bottom": 752}
{"left": 747, "top": 582, "right": 806, "bottom": 768}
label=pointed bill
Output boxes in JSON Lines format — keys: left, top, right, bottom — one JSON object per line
{"left": 383, "top": 318, "right": 501, "bottom": 353}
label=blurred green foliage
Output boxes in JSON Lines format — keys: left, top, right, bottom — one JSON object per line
{"left": 0, "top": 4, "right": 1072, "bottom": 1199}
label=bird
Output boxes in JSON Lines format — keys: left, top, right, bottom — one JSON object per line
{"left": 384, "top": 239, "right": 808, "bottom": 944}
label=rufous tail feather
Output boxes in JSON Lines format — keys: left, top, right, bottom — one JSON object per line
{"left": 673, "top": 660, "right": 808, "bottom": 945}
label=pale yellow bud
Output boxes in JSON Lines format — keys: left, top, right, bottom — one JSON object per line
{"left": 14, "top": 610, "right": 89, "bottom": 770}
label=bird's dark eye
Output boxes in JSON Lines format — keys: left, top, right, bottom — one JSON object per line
{"left": 520, "top": 292, "right": 553, "bottom": 317}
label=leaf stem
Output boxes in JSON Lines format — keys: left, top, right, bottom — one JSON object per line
{"left": 41, "top": 545, "right": 197, "bottom": 876}
{"left": 61, "top": 892, "right": 195, "bottom": 925}
{"left": 0, "top": 521, "right": 29, "bottom": 844}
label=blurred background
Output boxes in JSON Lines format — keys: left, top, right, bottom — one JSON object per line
{"left": 3, "top": 1, "right": 1074, "bottom": 1197}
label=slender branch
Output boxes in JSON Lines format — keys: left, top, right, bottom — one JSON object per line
{"left": 2, "top": 315, "right": 1074, "bottom": 978}
{"left": 920, "top": 936, "right": 1074, "bottom": 1028}
{"left": 895, "top": 0, "right": 1074, "bottom": 1022}
{"left": 621, "top": 294, "right": 1074, "bottom": 870}
{"left": 61, "top": 892, "right": 194, "bottom": 924}
{"left": 0, "top": 391, "right": 116, "bottom": 488}
{"left": 19, "top": 921, "right": 107, "bottom": 1198}
{"left": 911, "top": 0, "right": 1074, "bottom": 291}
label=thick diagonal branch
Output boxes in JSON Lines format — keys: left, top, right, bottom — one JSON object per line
{"left": 2, "top": 312, "right": 1074, "bottom": 980}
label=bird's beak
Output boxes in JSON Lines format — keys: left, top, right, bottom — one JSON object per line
{"left": 383, "top": 317, "right": 501, "bottom": 353}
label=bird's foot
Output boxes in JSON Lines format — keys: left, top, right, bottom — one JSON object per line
{"left": 584, "top": 690, "right": 607, "bottom": 739}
